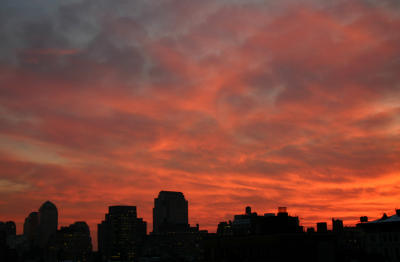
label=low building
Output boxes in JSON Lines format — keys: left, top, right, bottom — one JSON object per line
{"left": 218, "top": 207, "right": 303, "bottom": 237}
{"left": 56, "top": 221, "right": 92, "bottom": 262}
{"left": 357, "top": 210, "right": 400, "bottom": 262}
{"left": 317, "top": 222, "right": 328, "bottom": 233}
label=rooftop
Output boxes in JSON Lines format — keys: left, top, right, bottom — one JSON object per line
{"left": 367, "top": 214, "right": 400, "bottom": 224}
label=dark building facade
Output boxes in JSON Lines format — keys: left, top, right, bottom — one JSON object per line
{"left": 37, "top": 201, "right": 58, "bottom": 248}
{"left": 217, "top": 221, "right": 233, "bottom": 236}
{"left": 0, "top": 221, "right": 17, "bottom": 262}
{"left": 317, "top": 222, "right": 328, "bottom": 233}
{"left": 332, "top": 218, "right": 344, "bottom": 233}
{"left": 23, "top": 212, "right": 39, "bottom": 244}
{"left": 56, "top": 221, "right": 92, "bottom": 262}
{"left": 203, "top": 233, "right": 338, "bottom": 262}
{"left": 98, "top": 206, "right": 146, "bottom": 262}
{"left": 220, "top": 206, "right": 303, "bottom": 236}
{"left": 207, "top": 207, "right": 325, "bottom": 262}
{"left": 357, "top": 210, "right": 400, "bottom": 262}
{"left": 0, "top": 221, "right": 16, "bottom": 238}
{"left": 139, "top": 231, "right": 208, "bottom": 262}
{"left": 153, "top": 191, "right": 189, "bottom": 234}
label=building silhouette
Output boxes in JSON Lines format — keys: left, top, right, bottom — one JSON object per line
{"left": 206, "top": 207, "right": 344, "bottom": 262}
{"left": 0, "top": 221, "right": 16, "bottom": 248}
{"left": 332, "top": 218, "right": 344, "bottom": 233}
{"left": 317, "top": 222, "right": 328, "bottom": 233}
{"left": 357, "top": 209, "right": 400, "bottom": 262}
{"left": 217, "top": 221, "right": 233, "bottom": 236}
{"left": 138, "top": 191, "right": 208, "bottom": 261}
{"left": 0, "top": 221, "right": 16, "bottom": 238}
{"left": 56, "top": 221, "right": 92, "bottom": 262}
{"left": 220, "top": 206, "right": 303, "bottom": 236}
{"left": 98, "top": 206, "right": 146, "bottom": 262}
{"left": 0, "top": 221, "right": 17, "bottom": 261}
{"left": 37, "top": 201, "right": 58, "bottom": 248}
{"left": 23, "top": 212, "right": 39, "bottom": 244}
{"left": 153, "top": 191, "right": 189, "bottom": 234}
{"left": 4, "top": 195, "right": 400, "bottom": 262}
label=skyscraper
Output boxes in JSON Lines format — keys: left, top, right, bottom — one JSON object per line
{"left": 98, "top": 206, "right": 146, "bottom": 262}
{"left": 23, "top": 212, "right": 39, "bottom": 243}
{"left": 153, "top": 191, "right": 189, "bottom": 233}
{"left": 37, "top": 201, "right": 58, "bottom": 248}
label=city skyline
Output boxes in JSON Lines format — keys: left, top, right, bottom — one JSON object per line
{"left": 1, "top": 0, "right": 400, "bottom": 255}
{"left": 3, "top": 195, "right": 400, "bottom": 261}
{"left": 4, "top": 193, "right": 400, "bottom": 251}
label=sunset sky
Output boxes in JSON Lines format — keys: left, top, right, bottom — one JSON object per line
{"left": 1, "top": 0, "right": 400, "bottom": 246}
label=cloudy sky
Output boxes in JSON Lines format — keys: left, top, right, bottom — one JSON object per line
{"left": 1, "top": 0, "right": 400, "bottom": 244}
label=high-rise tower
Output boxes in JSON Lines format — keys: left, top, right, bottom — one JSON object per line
{"left": 23, "top": 212, "right": 39, "bottom": 243}
{"left": 153, "top": 191, "right": 189, "bottom": 233}
{"left": 37, "top": 201, "right": 58, "bottom": 247}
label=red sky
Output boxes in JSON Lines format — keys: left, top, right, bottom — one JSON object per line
{"left": 0, "top": 0, "right": 400, "bottom": 248}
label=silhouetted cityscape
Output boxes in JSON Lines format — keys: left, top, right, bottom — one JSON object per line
{"left": 1, "top": 191, "right": 400, "bottom": 262}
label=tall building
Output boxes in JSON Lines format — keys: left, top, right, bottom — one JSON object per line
{"left": 98, "top": 206, "right": 146, "bottom": 262}
{"left": 56, "top": 221, "right": 92, "bottom": 262}
{"left": 23, "top": 212, "right": 39, "bottom": 243}
{"left": 37, "top": 201, "right": 58, "bottom": 248}
{"left": 332, "top": 218, "right": 344, "bottom": 233}
{"left": 153, "top": 191, "right": 189, "bottom": 233}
